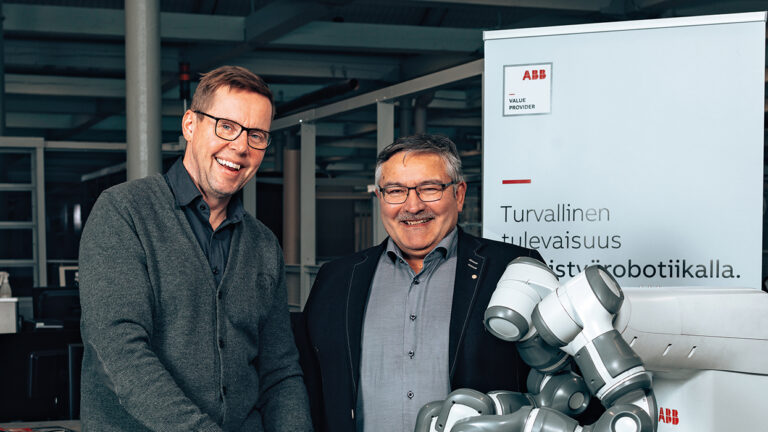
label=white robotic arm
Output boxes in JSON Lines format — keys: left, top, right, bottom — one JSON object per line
{"left": 531, "top": 265, "right": 656, "bottom": 422}
{"left": 415, "top": 258, "right": 657, "bottom": 432}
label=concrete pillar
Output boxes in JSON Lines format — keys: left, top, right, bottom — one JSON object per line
{"left": 125, "top": 0, "right": 162, "bottom": 180}
{"left": 373, "top": 102, "right": 394, "bottom": 245}
{"left": 283, "top": 131, "right": 300, "bottom": 265}
{"left": 299, "top": 123, "right": 316, "bottom": 309}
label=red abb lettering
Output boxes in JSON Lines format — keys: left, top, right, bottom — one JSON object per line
{"left": 522, "top": 69, "right": 547, "bottom": 80}
{"left": 658, "top": 407, "right": 680, "bottom": 425}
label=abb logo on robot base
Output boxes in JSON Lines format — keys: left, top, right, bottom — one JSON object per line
{"left": 658, "top": 407, "right": 680, "bottom": 425}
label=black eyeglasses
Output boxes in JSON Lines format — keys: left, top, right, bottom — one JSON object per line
{"left": 378, "top": 182, "right": 456, "bottom": 204}
{"left": 194, "top": 110, "right": 272, "bottom": 150}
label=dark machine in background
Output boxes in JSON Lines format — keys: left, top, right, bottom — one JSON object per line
{"left": 0, "top": 286, "right": 82, "bottom": 422}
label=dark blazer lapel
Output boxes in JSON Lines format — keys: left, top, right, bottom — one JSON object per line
{"left": 449, "top": 229, "right": 486, "bottom": 377}
{"left": 345, "top": 241, "right": 387, "bottom": 393}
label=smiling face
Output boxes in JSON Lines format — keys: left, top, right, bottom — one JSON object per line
{"left": 181, "top": 86, "right": 272, "bottom": 209}
{"left": 378, "top": 151, "right": 466, "bottom": 264}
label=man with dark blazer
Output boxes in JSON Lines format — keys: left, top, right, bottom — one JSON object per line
{"left": 298, "top": 134, "right": 543, "bottom": 432}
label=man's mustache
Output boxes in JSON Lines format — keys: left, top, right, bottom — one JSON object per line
{"left": 397, "top": 211, "right": 436, "bottom": 222}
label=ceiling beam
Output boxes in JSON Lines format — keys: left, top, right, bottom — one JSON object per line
{"left": 244, "top": 0, "right": 330, "bottom": 45}
{"left": 654, "top": 0, "right": 768, "bottom": 16}
{"left": 161, "top": 11, "right": 244, "bottom": 42}
{"left": 5, "top": 39, "right": 400, "bottom": 85}
{"left": 3, "top": 4, "right": 244, "bottom": 42}
{"left": 407, "top": 0, "right": 612, "bottom": 12}
{"left": 5, "top": 112, "right": 181, "bottom": 131}
{"left": 6, "top": 74, "right": 124, "bottom": 98}
{"left": 5, "top": 94, "right": 184, "bottom": 117}
{"left": 271, "top": 22, "right": 483, "bottom": 53}
{"left": 4, "top": 40, "right": 167, "bottom": 74}
{"left": 232, "top": 52, "right": 401, "bottom": 81}
{"left": 4, "top": 39, "right": 400, "bottom": 85}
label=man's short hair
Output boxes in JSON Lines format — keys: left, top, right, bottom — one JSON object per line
{"left": 375, "top": 134, "right": 465, "bottom": 186}
{"left": 189, "top": 65, "right": 274, "bottom": 117}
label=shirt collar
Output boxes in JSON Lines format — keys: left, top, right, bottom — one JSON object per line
{"left": 164, "top": 156, "right": 246, "bottom": 223}
{"left": 386, "top": 226, "right": 459, "bottom": 263}
{"left": 165, "top": 157, "right": 201, "bottom": 207}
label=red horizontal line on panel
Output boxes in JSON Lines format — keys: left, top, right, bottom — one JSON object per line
{"left": 502, "top": 179, "right": 531, "bottom": 184}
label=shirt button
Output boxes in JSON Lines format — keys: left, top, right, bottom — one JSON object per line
{"left": 408, "top": 350, "right": 414, "bottom": 359}
{"left": 407, "top": 391, "right": 414, "bottom": 399}
{"left": 199, "top": 204, "right": 206, "bottom": 211}
{"left": 219, "top": 338, "right": 225, "bottom": 348}
{"left": 410, "top": 314, "right": 417, "bottom": 321}
{"left": 212, "top": 266, "right": 219, "bottom": 275}
{"left": 413, "top": 279, "right": 420, "bottom": 285}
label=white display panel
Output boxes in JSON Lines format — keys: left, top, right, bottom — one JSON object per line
{"left": 482, "top": 13, "right": 766, "bottom": 288}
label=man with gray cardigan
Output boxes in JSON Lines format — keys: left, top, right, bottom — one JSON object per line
{"left": 78, "top": 66, "right": 312, "bottom": 431}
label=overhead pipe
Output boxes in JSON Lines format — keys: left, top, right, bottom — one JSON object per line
{"left": 276, "top": 79, "right": 359, "bottom": 117}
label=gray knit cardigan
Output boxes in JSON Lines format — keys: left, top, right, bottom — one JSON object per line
{"left": 78, "top": 174, "right": 312, "bottom": 431}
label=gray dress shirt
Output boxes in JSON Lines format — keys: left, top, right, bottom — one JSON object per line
{"left": 358, "top": 228, "right": 458, "bottom": 432}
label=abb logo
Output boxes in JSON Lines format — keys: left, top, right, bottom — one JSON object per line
{"left": 659, "top": 407, "right": 680, "bottom": 425}
{"left": 522, "top": 69, "right": 547, "bottom": 80}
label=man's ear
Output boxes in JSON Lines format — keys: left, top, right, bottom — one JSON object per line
{"left": 455, "top": 181, "right": 467, "bottom": 212}
{"left": 181, "top": 110, "right": 196, "bottom": 142}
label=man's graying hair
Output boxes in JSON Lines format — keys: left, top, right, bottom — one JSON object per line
{"left": 375, "top": 134, "right": 465, "bottom": 186}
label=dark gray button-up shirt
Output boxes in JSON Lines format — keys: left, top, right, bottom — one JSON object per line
{"left": 164, "top": 157, "right": 245, "bottom": 286}
{"left": 358, "top": 228, "right": 458, "bottom": 432}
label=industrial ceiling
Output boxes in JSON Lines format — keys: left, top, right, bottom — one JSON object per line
{"left": 1, "top": 0, "right": 766, "bottom": 182}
